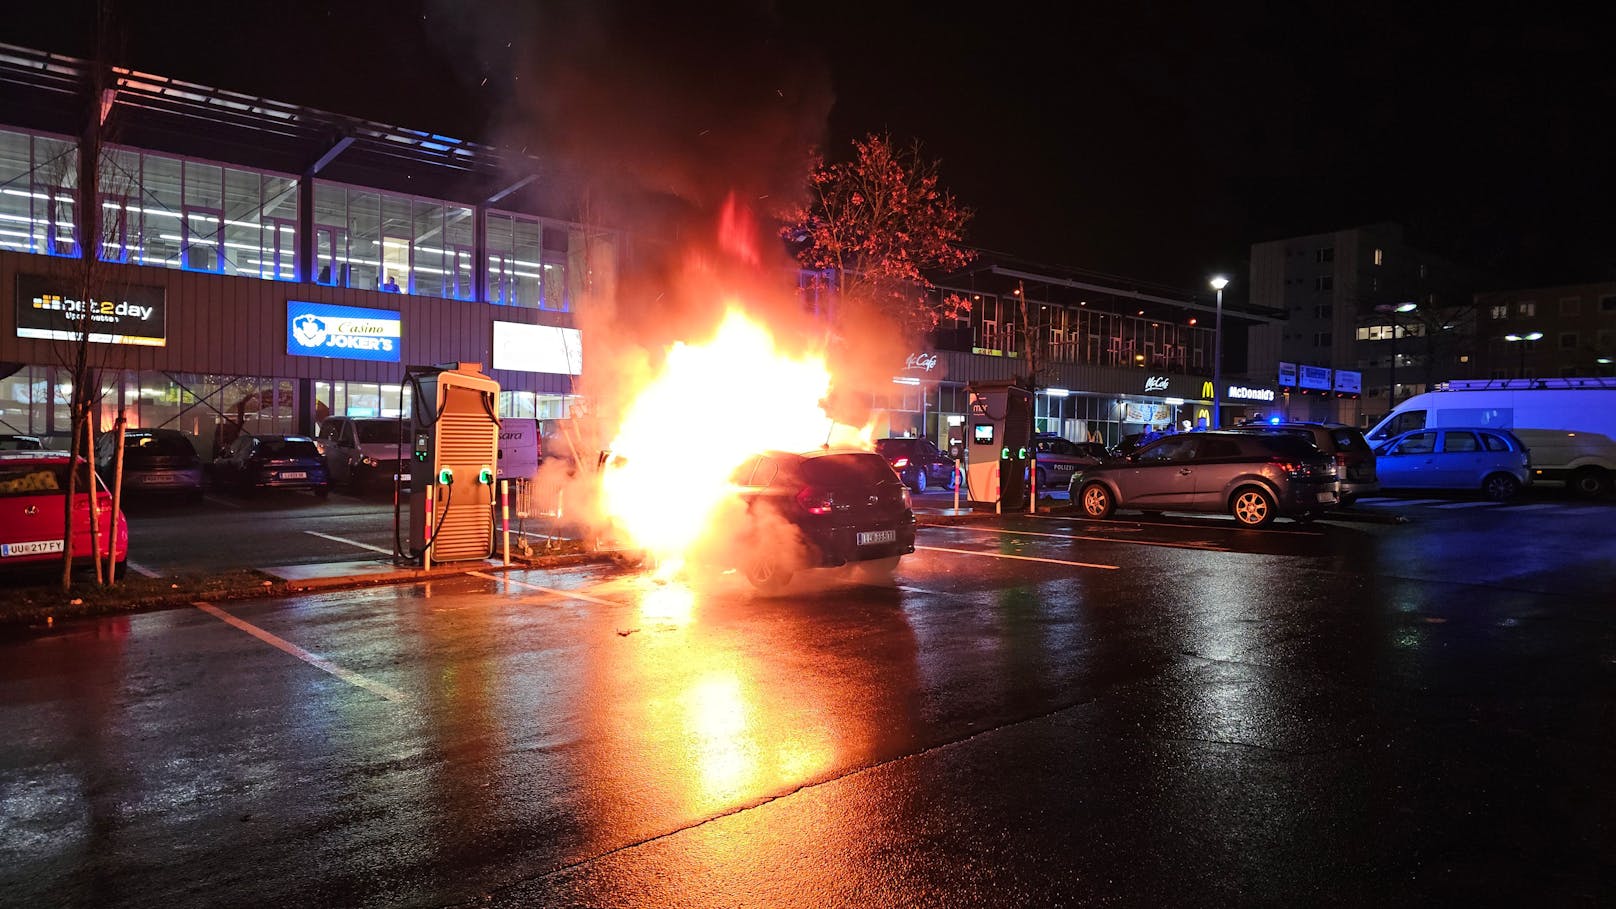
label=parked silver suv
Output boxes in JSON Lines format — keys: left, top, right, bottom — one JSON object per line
{"left": 317, "top": 416, "right": 409, "bottom": 494}
{"left": 1067, "top": 431, "right": 1339, "bottom": 527}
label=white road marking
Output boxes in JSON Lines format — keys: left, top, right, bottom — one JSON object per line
{"left": 1432, "top": 501, "right": 1496, "bottom": 509}
{"left": 927, "top": 523, "right": 1229, "bottom": 551}
{"left": 193, "top": 601, "right": 411, "bottom": 703}
{"left": 126, "top": 561, "right": 159, "bottom": 578}
{"left": 915, "top": 545, "right": 1118, "bottom": 570}
{"left": 1504, "top": 503, "right": 1559, "bottom": 511}
{"left": 304, "top": 530, "right": 392, "bottom": 555}
{"left": 468, "top": 570, "right": 627, "bottom": 608}
{"left": 1377, "top": 498, "right": 1446, "bottom": 507}
{"left": 1027, "top": 512, "right": 1325, "bottom": 536}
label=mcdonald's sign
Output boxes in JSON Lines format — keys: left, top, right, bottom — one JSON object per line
{"left": 1200, "top": 380, "right": 1215, "bottom": 401}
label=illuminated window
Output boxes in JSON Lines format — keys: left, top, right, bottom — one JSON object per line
{"left": 1490, "top": 304, "right": 1508, "bottom": 319}
{"left": 1518, "top": 301, "right": 1536, "bottom": 317}
{"left": 0, "top": 128, "right": 79, "bottom": 259}
{"left": 1373, "top": 248, "right": 1383, "bottom": 266}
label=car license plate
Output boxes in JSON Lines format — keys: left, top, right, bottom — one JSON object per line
{"left": 857, "top": 529, "right": 897, "bottom": 546}
{"left": 394, "top": 473, "right": 408, "bottom": 482}
{"left": 281, "top": 471, "right": 307, "bottom": 480}
{"left": 2, "top": 539, "right": 65, "bottom": 557}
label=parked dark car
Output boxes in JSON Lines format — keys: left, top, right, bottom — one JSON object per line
{"left": 96, "top": 428, "right": 205, "bottom": 499}
{"left": 1031, "top": 433, "right": 1115, "bottom": 492}
{"left": 0, "top": 451, "right": 128, "bottom": 572}
{"left": 874, "top": 436, "right": 957, "bottom": 492}
{"left": 0, "top": 434, "right": 44, "bottom": 450}
{"left": 215, "top": 434, "right": 332, "bottom": 498}
{"left": 1067, "top": 430, "right": 1339, "bottom": 527}
{"left": 1229, "top": 420, "right": 1379, "bottom": 504}
{"left": 1373, "top": 427, "right": 1531, "bottom": 501}
{"left": 720, "top": 448, "right": 916, "bottom": 590}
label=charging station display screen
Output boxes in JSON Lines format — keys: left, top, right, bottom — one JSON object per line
{"left": 973, "top": 423, "right": 995, "bottom": 445}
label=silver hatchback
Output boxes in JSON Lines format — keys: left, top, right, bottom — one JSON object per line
{"left": 1373, "top": 427, "right": 1531, "bottom": 500}
{"left": 1067, "top": 431, "right": 1339, "bottom": 527}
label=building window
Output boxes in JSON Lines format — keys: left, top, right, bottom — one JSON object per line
{"left": 1313, "top": 331, "right": 1332, "bottom": 347}
{"left": 1315, "top": 247, "right": 1334, "bottom": 263}
{"left": 0, "top": 128, "right": 80, "bottom": 258}
{"left": 1314, "top": 303, "right": 1333, "bottom": 319}
{"left": 1560, "top": 332, "right": 1578, "bottom": 349}
{"left": 1490, "top": 304, "right": 1508, "bottom": 319}
{"left": 1314, "top": 275, "right": 1334, "bottom": 292}
{"left": 1518, "top": 301, "right": 1536, "bottom": 317}
{"left": 312, "top": 181, "right": 475, "bottom": 298}
{"left": 1600, "top": 295, "right": 1616, "bottom": 312}
{"left": 486, "top": 210, "right": 570, "bottom": 310}
{"left": 93, "top": 145, "right": 297, "bottom": 279}
{"left": 1373, "top": 248, "right": 1383, "bottom": 266}
{"left": 1559, "top": 297, "right": 1580, "bottom": 316}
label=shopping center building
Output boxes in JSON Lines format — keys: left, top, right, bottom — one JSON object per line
{"left": 2, "top": 42, "right": 1280, "bottom": 459}
{"left": 1, "top": 43, "right": 606, "bottom": 458}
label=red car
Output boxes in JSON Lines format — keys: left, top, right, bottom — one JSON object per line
{"left": 0, "top": 451, "right": 129, "bottom": 572}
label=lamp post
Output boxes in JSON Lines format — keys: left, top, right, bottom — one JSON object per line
{"left": 1375, "top": 302, "right": 1418, "bottom": 410}
{"left": 1504, "top": 331, "right": 1542, "bottom": 379}
{"left": 1209, "top": 276, "right": 1228, "bottom": 428}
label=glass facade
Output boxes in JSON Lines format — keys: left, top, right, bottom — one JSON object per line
{"left": 486, "top": 210, "right": 569, "bottom": 310}
{"left": 312, "top": 181, "right": 475, "bottom": 299}
{"left": 96, "top": 145, "right": 298, "bottom": 279}
{"left": 0, "top": 128, "right": 79, "bottom": 257}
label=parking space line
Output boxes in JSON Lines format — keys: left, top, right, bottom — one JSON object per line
{"left": 126, "top": 561, "right": 159, "bottom": 578}
{"left": 304, "top": 530, "right": 391, "bottom": 555}
{"left": 924, "top": 523, "right": 1229, "bottom": 551}
{"left": 1026, "top": 513, "right": 1325, "bottom": 537}
{"left": 1505, "top": 503, "right": 1559, "bottom": 511}
{"left": 467, "top": 570, "right": 628, "bottom": 608}
{"left": 915, "top": 545, "right": 1118, "bottom": 570}
{"left": 193, "top": 601, "right": 412, "bottom": 703}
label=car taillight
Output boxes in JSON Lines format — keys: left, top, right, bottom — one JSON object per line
{"left": 892, "top": 457, "right": 910, "bottom": 468}
{"left": 1274, "top": 459, "right": 1325, "bottom": 479}
{"left": 901, "top": 487, "right": 912, "bottom": 509}
{"left": 796, "top": 486, "right": 835, "bottom": 515}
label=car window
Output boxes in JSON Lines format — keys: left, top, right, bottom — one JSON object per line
{"left": 317, "top": 421, "right": 339, "bottom": 441}
{"left": 1380, "top": 410, "right": 1427, "bottom": 439}
{"left": 0, "top": 463, "right": 65, "bottom": 495}
{"left": 1442, "top": 432, "right": 1481, "bottom": 453}
{"left": 1392, "top": 431, "right": 1437, "bottom": 455}
{"left": 258, "top": 439, "right": 320, "bottom": 459}
{"left": 1198, "top": 437, "right": 1241, "bottom": 459}
{"left": 1481, "top": 432, "right": 1512, "bottom": 452}
{"left": 1329, "top": 429, "right": 1370, "bottom": 452}
{"left": 127, "top": 433, "right": 197, "bottom": 457}
{"left": 801, "top": 453, "right": 895, "bottom": 486}
{"left": 1136, "top": 438, "right": 1187, "bottom": 462}
{"left": 355, "top": 421, "right": 402, "bottom": 444}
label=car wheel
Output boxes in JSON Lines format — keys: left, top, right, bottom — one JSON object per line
{"left": 1483, "top": 472, "right": 1521, "bottom": 502}
{"left": 744, "top": 555, "right": 793, "bottom": 592}
{"left": 941, "top": 465, "right": 957, "bottom": 491}
{"left": 1080, "top": 483, "right": 1114, "bottom": 519}
{"left": 1568, "top": 467, "right": 1612, "bottom": 499}
{"left": 1231, "top": 486, "right": 1276, "bottom": 527}
{"left": 912, "top": 469, "right": 928, "bottom": 494}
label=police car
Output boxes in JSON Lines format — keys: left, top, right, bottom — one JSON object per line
{"left": 1031, "top": 434, "right": 1115, "bottom": 492}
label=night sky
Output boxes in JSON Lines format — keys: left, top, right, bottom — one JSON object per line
{"left": 5, "top": 1, "right": 1612, "bottom": 296}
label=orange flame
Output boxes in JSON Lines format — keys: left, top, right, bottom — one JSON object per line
{"left": 717, "top": 192, "right": 760, "bottom": 266}
{"left": 600, "top": 307, "right": 871, "bottom": 567}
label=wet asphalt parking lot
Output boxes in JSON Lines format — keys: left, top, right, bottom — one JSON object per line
{"left": 1, "top": 491, "right": 1612, "bottom": 907}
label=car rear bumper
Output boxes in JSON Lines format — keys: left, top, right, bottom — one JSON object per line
{"left": 808, "top": 518, "right": 917, "bottom": 566}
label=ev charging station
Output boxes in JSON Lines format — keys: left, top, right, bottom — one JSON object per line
{"left": 965, "top": 381, "right": 1033, "bottom": 511}
{"left": 403, "top": 362, "right": 501, "bottom": 565}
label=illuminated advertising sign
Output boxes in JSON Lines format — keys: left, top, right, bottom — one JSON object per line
{"left": 1228, "top": 384, "right": 1277, "bottom": 402}
{"left": 1334, "top": 370, "right": 1362, "bottom": 394}
{"left": 1144, "top": 375, "right": 1170, "bottom": 392}
{"left": 287, "top": 301, "right": 401, "bottom": 362}
{"left": 1278, "top": 361, "right": 1297, "bottom": 387}
{"left": 1299, "top": 365, "right": 1332, "bottom": 391}
{"left": 15, "top": 274, "right": 167, "bottom": 346}
{"left": 492, "top": 321, "right": 582, "bottom": 375}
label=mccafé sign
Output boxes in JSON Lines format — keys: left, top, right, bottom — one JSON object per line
{"left": 1228, "top": 384, "right": 1276, "bottom": 402}
{"left": 904, "top": 352, "right": 939, "bottom": 372}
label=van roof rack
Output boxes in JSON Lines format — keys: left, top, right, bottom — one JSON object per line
{"left": 1437, "top": 377, "right": 1616, "bottom": 391}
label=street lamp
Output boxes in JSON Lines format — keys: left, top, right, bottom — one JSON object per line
{"left": 1504, "top": 331, "right": 1543, "bottom": 379}
{"left": 1375, "top": 301, "right": 1418, "bottom": 409}
{"left": 1209, "top": 276, "right": 1228, "bottom": 427}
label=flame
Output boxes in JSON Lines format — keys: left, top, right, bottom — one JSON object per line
{"left": 600, "top": 307, "right": 870, "bottom": 567}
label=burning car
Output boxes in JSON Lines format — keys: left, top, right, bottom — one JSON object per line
{"left": 714, "top": 448, "right": 916, "bottom": 590}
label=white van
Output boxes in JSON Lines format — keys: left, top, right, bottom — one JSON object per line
{"left": 1365, "top": 378, "right": 1616, "bottom": 497}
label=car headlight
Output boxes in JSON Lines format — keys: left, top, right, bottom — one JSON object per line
{"left": 361, "top": 455, "right": 380, "bottom": 468}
